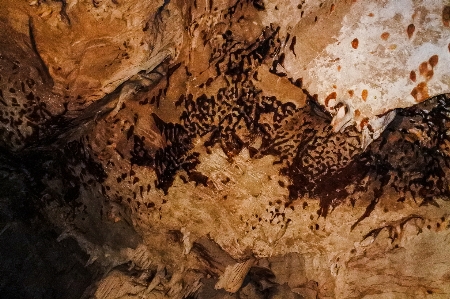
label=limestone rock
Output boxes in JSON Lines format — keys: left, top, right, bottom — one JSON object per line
{"left": 0, "top": 0, "right": 450, "bottom": 298}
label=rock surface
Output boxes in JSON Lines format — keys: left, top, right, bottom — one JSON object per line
{"left": 0, "top": 0, "right": 450, "bottom": 298}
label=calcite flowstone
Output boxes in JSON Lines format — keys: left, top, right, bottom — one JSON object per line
{"left": 276, "top": 0, "right": 450, "bottom": 145}
{"left": 0, "top": 0, "right": 450, "bottom": 298}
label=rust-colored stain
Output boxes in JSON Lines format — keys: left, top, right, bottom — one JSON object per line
{"left": 411, "top": 82, "right": 429, "bottom": 102}
{"left": 419, "top": 61, "right": 429, "bottom": 76}
{"left": 429, "top": 55, "right": 439, "bottom": 68}
{"left": 368, "top": 13, "right": 374, "bottom": 17}
{"left": 354, "top": 109, "right": 360, "bottom": 117}
{"left": 389, "top": 44, "right": 397, "bottom": 50}
{"left": 351, "top": 38, "right": 359, "bottom": 49}
{"left": 330, "top": 3, "right": 335, "bottom": 13}
{"left": 360, "top": 117, "right": 369, "bottom": 129}
{"left": 337, "top": 65, "right": 341, "bottom": 71}
{"left": 361, "top": 89, "right": 368, "bottom": 101}
{"left": 410, "top": 70, "right": 416, "bottom": 82}
{"left": 443, "top": 6, "right": 450, "bottom": 27}
{"left": 333, "top": 84, "right": 337, "bottom": 89}
{"left": 418, "top": 60, "right": 434, "bottom": 81}
{"left": 407, "top": 24, "right": 415, "bottom": 39}
{"left": 325, "top": 91, "right": 337, "bottom": 106}
{"left": 348, "top": 90, "right": 354, "bottom": 97}
{"left": 380, "top": 32, "right": 390, "bottom": 40}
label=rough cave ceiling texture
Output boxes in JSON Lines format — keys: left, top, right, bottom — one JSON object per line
{"left": 1, "top": 0, "right": 450, "bottom": 298}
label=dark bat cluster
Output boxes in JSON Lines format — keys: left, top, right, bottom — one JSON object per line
{"left": 131, "top": 18, "right": 450, "bottom": 227}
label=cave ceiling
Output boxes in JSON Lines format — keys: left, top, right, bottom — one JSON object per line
{"left": 1, "top": 0, "right": 450, "bottom": 298}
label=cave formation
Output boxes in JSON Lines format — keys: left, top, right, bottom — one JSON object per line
{"left": 1, "top": 0, "right": 450, "bottom": 298}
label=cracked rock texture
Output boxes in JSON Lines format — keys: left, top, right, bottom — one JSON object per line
{"left": 0, "top": 0, "right": 450, "bottom": 298}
